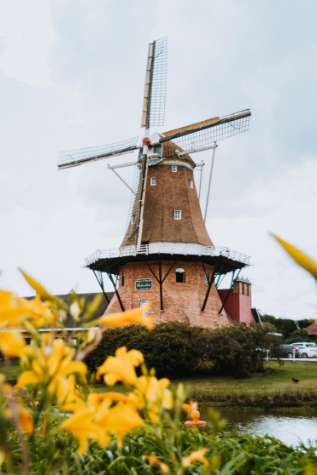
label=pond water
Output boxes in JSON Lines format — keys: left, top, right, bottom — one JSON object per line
{"left": 202, "top": 405, "right": 317, "bottom": 447}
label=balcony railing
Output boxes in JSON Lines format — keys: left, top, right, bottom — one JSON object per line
{"left": 85, "top": 242, "right": 250, "bottom": 267}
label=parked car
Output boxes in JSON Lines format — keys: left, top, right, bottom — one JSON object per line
{"left": 279, "top": 344, "right": 299, "bottom": 358}
{"left": 291, "top": 342, "right": 317, "bottom": 358}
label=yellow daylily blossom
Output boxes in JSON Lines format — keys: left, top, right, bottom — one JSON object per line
{"left": 55, "top": 374, "right": 85, "bottom": 412}
{"left": 182, "top": 400, "right": 198, "bottom": 418}
{"left": 144, "top": 455, "right": 169, "bottom": 474}
{"left": 88, "top": 392, "right": 132, "bottom": 407}
{"left": 0, "top": 291, "right": 56, "bottom": 329}
{"left": 20, "top": 269, "right": 67, "bottom": 310}
{"left": 134, "top": 375, "right": 173, "bottom": 423}
{"left": 100, "top": 402, "right": 144, "bottom": 446}
{"left": 0, "top": 450, "right": 5, "bottom": 467}
{"left": 62, "top": 407, "right": 110, "bottom": 454}
{"left": 272, "top": 234, "right": 317, "bottom": 279}
{"left": 182, "top": 448, "right": 209, "bottom": 468}
{"left": 97, "top": 307, "right": 154, "bottom": 331}
{"left": 0, "top": 331, "right": 26, "bottom": 358}
{"left": 63, "top": 394, "right": 144, "bottom": 453}
{"left": 0, "top": 291, "right": 30, "bottom": 328}
{"left": 97, "top": 346, "right": 143, "bottom": 386}
{"left": 1, "top": 381, "right": 34, "bottom": 434}
{"left": 17, "top": 405, "right": 34, "bottom": 434}
{"left": 17, "top": 338, "right": 87, "bottom": 404}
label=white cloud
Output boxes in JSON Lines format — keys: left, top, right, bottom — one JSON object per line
{"left": 0, "top": 1, "right": 55, "bottom": 87}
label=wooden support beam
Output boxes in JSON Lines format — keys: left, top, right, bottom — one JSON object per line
{"left": 92, "top": 270, "right": 110, "bottom": 304}
{"left": 108, "top": 273, "right": 125, "bottom": 312}
{"left": 146, "top": 262, "right": 176, "bottom": 312}
{"left": 201, "top": 270, "right": 215, "bottom": 312}
{"left": 162, "top": 262, "right": 176, "bottom": 283}
{"left": 158, "top": 262, "right": 163, "bottom": 311}
{"left": 218, "top": 269, "right": 241, "bottom": 315}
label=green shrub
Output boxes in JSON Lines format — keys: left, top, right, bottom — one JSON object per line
{"left": 85, "top": 323, "right": 275, "bottom": 379}
{"left": 205, "top": 324, "right": 277, "bottom": 377}
{"left": 85, "top": 322, "right": 207, "bottom": 378}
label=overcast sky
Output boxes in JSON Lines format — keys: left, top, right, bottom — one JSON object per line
{"left": 1, "top": 1, "right": 316, "bottom": 319}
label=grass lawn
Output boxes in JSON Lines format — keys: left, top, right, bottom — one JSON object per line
{"left": 2, "top": 360, "right": 317, "bottom": 406}
{"left": 178, "top": 361, "right": 317, "bottom": 405}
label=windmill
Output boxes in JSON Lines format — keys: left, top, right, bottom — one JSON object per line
{"left": 59, "top": 38, "right": 253, "bottom": 327}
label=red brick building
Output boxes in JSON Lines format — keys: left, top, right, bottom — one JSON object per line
{"left": 86, "top": 143, "right": 253, "bottom": 328}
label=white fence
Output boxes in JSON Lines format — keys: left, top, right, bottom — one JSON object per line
{"left": 85, "top": 242, "right": 250, "bottom": 266}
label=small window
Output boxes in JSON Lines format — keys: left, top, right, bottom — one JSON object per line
{"left": 174, "top": 209, "right": 182, "bottom": 220}
{"left": 135, "top": 278, "right": 152, "bottom": 291}
{"left": 189, "top": 179, "right": 194, "bottom": 189}
{"left": 176, "top": 267, "right": 186, "bottom": 283}
{"left": 150, "top": 176, "right": 157, "bottom": 186}
{"left": 171, "top": 165, "right": 178, "bottom": 173}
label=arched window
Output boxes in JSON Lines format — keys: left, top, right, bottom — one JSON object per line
{"left": 175, "top": 267, "right": 186, "bottom": 283}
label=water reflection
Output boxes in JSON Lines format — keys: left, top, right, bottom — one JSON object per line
{"left": 240, "top": 415, "right": 317, "bottom": 447}
{"left": 203, "top": 405, "right": 317, "bottom": 447}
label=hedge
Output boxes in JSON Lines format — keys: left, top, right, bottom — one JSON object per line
{"left": 85, "top": 322, "right": 276, "bottom": 378}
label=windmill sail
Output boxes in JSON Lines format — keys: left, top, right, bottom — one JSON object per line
{"left": 58, "top": 136, "right": 139, "bottom": 169}
{"left": 141, "top": 37, "right": 168, "bottom": 129}
{"left": 160, "top": 109, "right": 251, "bottom": 155}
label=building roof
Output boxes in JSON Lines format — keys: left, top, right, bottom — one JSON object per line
{"left": 26, "top": 292, "right": 113, "bottom": 324}
{"left": 306, "top": 320, "right": 317, "bottom": 336}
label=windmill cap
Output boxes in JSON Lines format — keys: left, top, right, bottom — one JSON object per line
{"left": 161, "top": 141, "right": 196, "bottom": 168}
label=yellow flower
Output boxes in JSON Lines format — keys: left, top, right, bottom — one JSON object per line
{"left": 62, "top": 394, "right": 144, "bottom": 453}
{"left": 0, "top": 291, "right": 55, "bottom": 329}
{"left": 20, "top": 269, "right": 67, "bottom": 310}
{"left": 0, "top": 331, "right": 26, "bottom": 358}
{"left": 182, "top": 401, "right": 198, "bottom": 418}
{"left": 0, "top": 450, "right": 5, "bottom": 467}
{"left": 17, "top": 338, "right": 87, "bottom": 404}
{"left": 0, "top": 291, "right": 30, "bottom": 328}
{"left": 134, "top": 375, "right": 173, "bottom": 423}
{"left": 272, "top": 234, "right": 317, "bottom": 279}
{"left": 4, "top": 397, "right": 33, "bottom": 435}
{"left": 88, "top": 392, "right": 132, "bottom": 406}
{"left": 182, "top": 448, "right": 208, "bottom": 468}
{"left": 97, "top": 347, "right": 143, "bottom": 386}
{"left": 101, "top": 402, "right": 144, "bottom": 446}
{"left": 145, "top": 455, "right": 169, "bottom": 474}
{"left": 17, "top": 405, "right": 33, "bottom": 434}
{"left": 97, "top": 307, "right": 154, "bottom": 331}
{"left": 62, "top": 407, "right": 110, "bottom": 454}
{"left": 55, "top": 375, "right": 85, "bottom": 412}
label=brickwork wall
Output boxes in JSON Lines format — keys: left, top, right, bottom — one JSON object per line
{"left": 122, "top": 160, "right": 212, "bottom": 247}
{"left": 106, "top": 260, "right": 230, "bottom": 329}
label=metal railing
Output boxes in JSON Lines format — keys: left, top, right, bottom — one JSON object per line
{"left": 85, "top": 242, "right": 250, "bottom": 267}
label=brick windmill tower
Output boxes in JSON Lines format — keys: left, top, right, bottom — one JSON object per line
{"left": 59, "top": 39, "right": 252, "bottom": 328}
